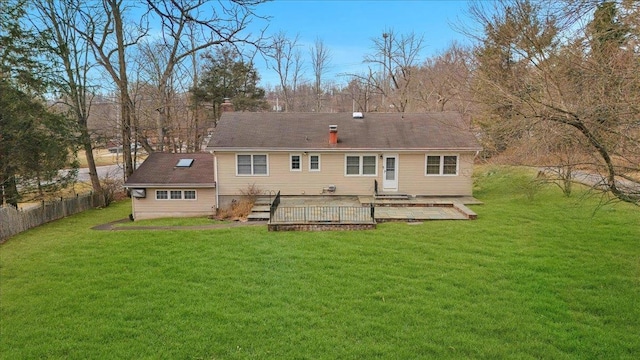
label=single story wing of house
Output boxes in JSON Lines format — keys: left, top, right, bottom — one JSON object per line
{"left": 124, "top": 152, "right": 216, "bottom": 220}
{"left": 207, "top": 111, "right": 482, "bottom": 209}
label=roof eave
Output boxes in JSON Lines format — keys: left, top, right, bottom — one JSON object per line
{"left": 208, "top": 147, "right": 482, "bottom": 152}
{"left": 124, "top": 183, "right": 216, "bottom": 188}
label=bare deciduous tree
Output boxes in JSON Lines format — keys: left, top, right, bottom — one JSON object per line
{"left": 344, "top": 73, "right": 375, "bottom": 113}
{"left": 71, "top": 0, "right": 148, "bottom": 178}
{"left": 142, "top": 0, "right": 267, "bottom": 152}
{"left": 34, "top": 0, "right": 103, "bottom": 197}
{"left": 310, "top": 38, "right": 331, "bottom": 112}
{"left": 413, "top": 43, "right": 474, "bottom": 114}
{"left": 267, "top": 31, "right": 304, "bottom": 112}
{"left": 358, "top": 30, "right": 426, "bottom": 112}
{"left": 470, "top": 0, "right": 640, "bottom": 204}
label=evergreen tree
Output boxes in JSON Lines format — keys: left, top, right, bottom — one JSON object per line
{"left": 191, "top": 47, "right": 268, "bottom": 124}
{"left": 0, "top": 0, "right": 78, "bottom": 206}
{"left": 588, "top": 1, "right": 629, "bottom": 58}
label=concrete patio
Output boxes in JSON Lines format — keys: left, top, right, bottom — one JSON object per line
{"left": 256, "top": 195, "right": 481, "bottom": 225}
{"left": 374, "top": 205, "right": 468, "bottom": 221}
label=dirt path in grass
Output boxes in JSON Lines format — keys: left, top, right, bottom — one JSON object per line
{"left": 92, "top": 219, "right": 266, "bottom": 231}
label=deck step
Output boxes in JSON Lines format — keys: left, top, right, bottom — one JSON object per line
{"left": 247, "top": 212, "right": 270, "bottom": 221}
{"left": 254, "top": 197, "right": 272, "bottom": 205}
{"left": 248, "top": 201, "right": 272, "bottom": 221}
{"left": 375, "top": 193, "right": 411, "bottom": 200}
{"left": 453, "top": 203, "right": 478, "bottom": 220}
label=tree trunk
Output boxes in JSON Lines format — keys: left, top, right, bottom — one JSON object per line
{"left": 112, "top": 2, "right": 134, "bottom": 178}
{"left": 119, "top": 91, "right": 134, "bottom": 178}
{"left": 2, "top": 175, "right": 19, "bottom": 208}
{"left": 81, "top": 130, "right": 102, "bottom": 195}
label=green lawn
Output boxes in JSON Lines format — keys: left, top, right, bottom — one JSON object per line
{"left": 1, "top": 167, "right": 639, "bottom": 359}
{"left": 113, "top": 216, "right": 230, "bottom": 227}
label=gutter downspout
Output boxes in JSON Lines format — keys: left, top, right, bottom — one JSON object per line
{"left": 213, "top": 152, "right": 219, "bottom": 211}
{"left": 131, "top": 187, "right": 136, "bottom": 220}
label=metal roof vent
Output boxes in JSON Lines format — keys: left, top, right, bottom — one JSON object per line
{"left": 352, "top": 112, "right": 364, "bottom": 118}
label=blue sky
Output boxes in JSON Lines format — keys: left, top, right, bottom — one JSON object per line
{"left": 252, "top": 0, "right": 474, "bottom": 87}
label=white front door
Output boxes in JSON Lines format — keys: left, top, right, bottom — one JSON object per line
{"left": 382, "top": 154, "right": 398, "bottom": 192}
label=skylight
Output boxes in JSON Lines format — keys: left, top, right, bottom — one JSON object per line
{"left": 176, "top": 158, "right": 194, "bottom": 167}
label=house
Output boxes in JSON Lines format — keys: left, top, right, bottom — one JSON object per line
{"left": 124, "top": 152, "right": 216, "bottom": 220}
{"left": 207, "top": 112, "right": 482, "bottom": 210}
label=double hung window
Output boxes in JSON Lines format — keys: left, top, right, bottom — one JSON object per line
{"left": 290, "top": 154, "right": 301, "bottom": 171}
{"left": 156, "top": 190, "right": 168, "bottom": 200}
{"left": 237, "top": 154, "right": 268, "bottom": 175}
{"left": 425, "top": 155, "right": 458, "bottom": 175}
{"left": 345, "top": 155, "right": 377, "bottom": 176}
{"left": 184, "top": 190, "right": 196, "bottom": 200}
{"left": 309, "top": 154, "right": 320, "bottom": 171}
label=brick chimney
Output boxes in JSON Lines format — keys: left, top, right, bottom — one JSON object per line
{"left": 221, "top": 98, "right": 234, "bottom": 112}
{"left": 329, "top": 125, "right": 338, "bottom": 145}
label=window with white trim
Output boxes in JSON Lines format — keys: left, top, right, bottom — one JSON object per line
{"left": 155, "top": 190, "right": 197, "bottom": 200}
{"left": 362, "top": 156, "right": 376, "bottom": 175}
{"left": 443, "top": 156, "right": 457, "bottom": 175}
{"left": 236, "top": 154, "right": 268, "bottom": 175}
{"left": 309, "top": 154, "right": 320, "bottom": 171}
{"left": 345, "top": 155, "right": 377, "bottom": 176}
{"left": 290, "top": 154, "right": 301, "bottom": 171}
{"left": 425, "top": 155, "right": 458, "bottom": 175}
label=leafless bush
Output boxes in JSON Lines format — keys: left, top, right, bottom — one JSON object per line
{"left": 239, "top": 183, "right": 264, "bottom": 203}
{"left": 216, "top": 198, "right": 254, "bottom": 221}
{"left": 100, "top": 167, "right": 125, "bottom": 206}
{"left": 515, "top": 174, "right": 544, "bottom": 201}
{"left": 217, "top": 184, "right": 264, "bottom": 221}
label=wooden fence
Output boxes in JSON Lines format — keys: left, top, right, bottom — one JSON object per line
{"left": 0, "top": 192, "right": 105, "bottom": 242}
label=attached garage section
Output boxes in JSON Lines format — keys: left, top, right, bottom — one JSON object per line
{"left": 124, "top": 152, "right": 216, "bottom": 221}
{"left": 130, "top": 187, "right": 216, "bottom": 220}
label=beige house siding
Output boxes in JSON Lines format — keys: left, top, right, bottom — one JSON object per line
{"left": 395, "top": 153, "right": 476, "bottom": 196}
{"left": 215, "top": 151, "right": 476, "bottom": 203}
{"left": 216, "top": 152, "right": 375, "bottom": 196}
{"left": 131, "top": 188, "right": 216, "bottom": 220}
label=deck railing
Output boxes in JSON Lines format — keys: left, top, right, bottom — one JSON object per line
{"left": 269, "top": 191, "right": 281, "bottom": 219}
{"left": 270, "top": 205, "right": 374, "bottom": 224}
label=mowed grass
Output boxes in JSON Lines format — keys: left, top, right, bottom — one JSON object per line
{"left": 1, "top": 167, "right": 639, "bottom": 359}
{"left": 113, "top": 217, "right": 230, "bottom": 227}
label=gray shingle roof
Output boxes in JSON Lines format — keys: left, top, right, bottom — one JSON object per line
{"left": 124, "top": 152, "right": 215, "bottom": 187}
{"left": 207, "top": 112, "right": 481, "bottom": 151}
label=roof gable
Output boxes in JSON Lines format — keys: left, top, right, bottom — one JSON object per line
{"left": 207, "top": 112, "right": 481, "bottom": 151}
